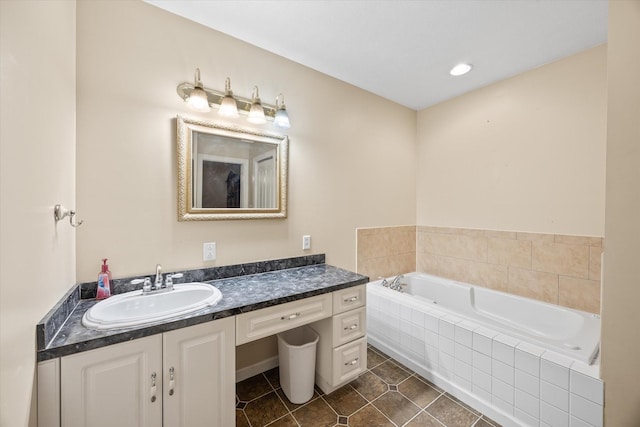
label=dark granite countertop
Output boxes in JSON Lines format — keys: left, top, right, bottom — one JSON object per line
{"left": 37, "top": 256, "right": 368, "bottom": 362}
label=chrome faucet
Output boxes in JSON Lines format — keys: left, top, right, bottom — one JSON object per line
{"left": 130, "top": 265, "right": 183, "bottom": 295}
{"left": 155, "top": 264, "right": 163, "bottom": 287}
{"left": 390, "top": 274, "right": 404, "bottom": 291}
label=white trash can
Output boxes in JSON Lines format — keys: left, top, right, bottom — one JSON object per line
{"left": 277, "top": 326, "right": 319, "bottom": 404}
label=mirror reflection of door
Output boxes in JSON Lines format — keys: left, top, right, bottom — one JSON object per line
{"left": 202, "top": 161, "right": 241, "bottom": 208}
{"left": 253, "top": 150, "right": 277, "bottom": 208}
{"left": 196, "top": 154, "right": 249, "bottom": 208}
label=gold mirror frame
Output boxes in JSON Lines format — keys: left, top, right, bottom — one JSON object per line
{"left": 177, "top": 115, "right": 288, "bottom": 220}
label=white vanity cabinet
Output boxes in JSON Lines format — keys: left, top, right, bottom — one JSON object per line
{"left": 310, "top": 285, "right": 367, "bottom": 394}
{"left": 57, "top": 317, "right": 234, "bottom": 427}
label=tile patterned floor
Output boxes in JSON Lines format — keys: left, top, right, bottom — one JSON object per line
{"left": 236, "top": 344, "right": 503, "bottom": 427}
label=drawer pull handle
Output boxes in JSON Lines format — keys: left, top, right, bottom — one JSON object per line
{"left": 343, "top": 296, "right": 358, "bottom": 303}
{"left": 150, "top": 372, "right": 157, "bottom": 403}
{"left": 345, "top": 358, "right": 359, "bottom": 366}
{"left": 168, "top": 366, "right": 175, "bottom": 396}
{"left": 344, "top": 324, "right": 358, "bottom": 331}
{"left": 281, "top": 312, "right": 301, "bottom": 320}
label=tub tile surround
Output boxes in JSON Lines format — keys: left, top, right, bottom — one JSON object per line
{"left": 36, "top": 254, "right": 369, "bottom": 361}
{"left": 367, "top": 287, "right": 604, "bottom": 427}
{"left": 356, "top": 226, "right": 417, "bottom": 280}
{"left": 357, "top": 225, "right": 603, "bottom": 314}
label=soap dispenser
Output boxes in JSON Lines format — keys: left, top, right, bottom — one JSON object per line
{"left": 96, "top": 259, "right": 111, "bottom": 300}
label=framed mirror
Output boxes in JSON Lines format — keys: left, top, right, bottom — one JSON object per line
{"left": 177, "top": 115, "right": 288, "bottom": 220}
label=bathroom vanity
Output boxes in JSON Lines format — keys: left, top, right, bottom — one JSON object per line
{"left": 36, "top": 255, "right": 367, "bottom": 427}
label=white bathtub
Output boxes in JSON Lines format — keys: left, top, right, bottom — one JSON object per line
{"left": 367, "top": 272, "right": 604, "bottom": 427}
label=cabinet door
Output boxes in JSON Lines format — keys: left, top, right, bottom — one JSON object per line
{"left": 61, "top": 335, "right": 162, "bottom": 427}
{"left": 163, "top": 317, "right": 235, "bottom": 427}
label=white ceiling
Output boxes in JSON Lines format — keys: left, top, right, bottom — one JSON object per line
{"left": 145, "top": 0, "right": 608, "bottom": 111}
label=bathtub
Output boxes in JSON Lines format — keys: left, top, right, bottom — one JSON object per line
{"left": 367, "top": 272, "right": 604, "bottom": 427}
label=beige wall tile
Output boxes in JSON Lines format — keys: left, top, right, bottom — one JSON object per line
{"left": 589, "top": 246, "right": 603, "bottom": 281}
{"left": 554, "top": 234, "right": 594, "bottom": 246}
{"left": 507, "top": 267, "right": 559, "bottom": 304}
{"left": 516, "top": 232, "right": 555, "bottom": 243}
{"left": 531, "top": 242, "right": 590, "bottom": 279}
{"left": 388, "top": 230, "right": 417, "bottom": 254}
{"left": 589, "top": 237, "right": 603, "bottom": 247}
{"left": 357, "top": 232, "right": 390, "bottom": 259}
{"left": 487, "top": 238, "right": 532, "bottom": 268}
{"left": 416, "top": 226, "right": 459, "bottom": 234}
{"left": 559, "top": 276, "right": 601, "bottom": 314}
{"left": 417, "top": 253, "right": 507, "bottom": 292}
{"left": 483, "top": 230, "right": 517, "bottom": 240}
{"left": 418, "top": 232, "right": 487, "bottom": 262}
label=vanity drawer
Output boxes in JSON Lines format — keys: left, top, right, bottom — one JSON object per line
{"left": 332, "top": 307, "right": 366, "bottom": 347}
{"left": 236, "top": 293, "right": 333, "bottom": 345}
{"left": 332, "top": 337, "right": 367, "bottom": 385}
{"left": 332, "top": 285, "right": 366, "bottom": 315}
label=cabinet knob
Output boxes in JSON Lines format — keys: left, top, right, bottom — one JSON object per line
{"left": 343, "top": 296, "right": 358, "bottom": 303}
{"left": 344, "top": 324, "right": 358, "bottom": 331}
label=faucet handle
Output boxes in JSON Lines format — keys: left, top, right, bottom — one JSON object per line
{"left": 143, "top": 277, "right": 152, "bottom": 293}
{"left": 165, "top": 275, "right": 173, "bottom": 291}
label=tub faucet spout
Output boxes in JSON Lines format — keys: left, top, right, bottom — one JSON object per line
{"left": 391, "top": 274, "right": 404, "bottom": 289}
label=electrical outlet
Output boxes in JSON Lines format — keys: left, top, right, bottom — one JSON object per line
{"left": 302, "top": 235, "right": 311, "bottom": 250}
{"left": 203, "top": 242, "right": 216, "bottom": 261}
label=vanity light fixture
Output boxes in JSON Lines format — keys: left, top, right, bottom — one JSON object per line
{"left": 450, "top": 63, "right": 473, "bottom": 76}
{"left": 176, "top": 69, "right": 291, "bottom": 128}
{"left": 247, "top": 86, "right": 267, "bottom": 124}
{"left": 187, "top": 68, "right": 211, "bottom": 112}
{"left": 218, "top": 77, "right": 239, "bottom": 118}
{"left": 274, "top": 94, "right": 291, "bottom": 129}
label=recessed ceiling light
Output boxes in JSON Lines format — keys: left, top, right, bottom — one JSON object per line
{"left": 450, "top": 63, "right": 473, "bottom": 76}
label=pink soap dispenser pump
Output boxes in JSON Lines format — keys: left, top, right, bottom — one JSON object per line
{"left": 96, "top": 258, "right": 111, "bottom": 300}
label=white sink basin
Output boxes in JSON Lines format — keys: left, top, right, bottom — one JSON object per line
{"left": 82, "top": 283, "right": 222, "bottom": 331}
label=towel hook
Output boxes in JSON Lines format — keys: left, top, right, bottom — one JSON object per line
{"left": 54, "top": 204, "right": 84, "bottom": 228}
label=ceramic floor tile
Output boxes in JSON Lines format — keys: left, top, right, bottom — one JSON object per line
{"left": 367, "top": 347, "right": 388, "bottom": 369}
{"left": 243, "top": 391, "right": 289, "bottom": 427}
{"left": 425, "top": 395, "right": 480, "bottom": 427}
{"left": 292, "top": 396, "right": 338, "bottom": 427}
{"left": 237, "top": 373, "right": 275, "bottom": 401}
{"left": 322, "top": 384, "right": 368, "bottom": 416}
{"left": 276, "top": 387, "right": 319, "bottom": 411}
{"left": 266, "top": 414, "right": 299, "bottom": 427}
{"left": 371, "top": 360, "right": 412, "bottom": 385}
{"left": 348, "top": 404, "right": 395, "bottom": 427}
{"left": 350, "top": 371, "right": 388, "bottom": 401}
{"left": 372, "top": 391, "right": 421, "bottom": 426}
{"left": 236, "top": 409, "right": 251, "bottom": 427}
{"left": 264, "top": 367, "right": 281, "bottom": 389}
{"left": 445, "top": 392, "right": 482, "bottom": 416}
{"left": 476, "top": 415, "right": 503, "bottom": 427}
{"left": 398, "top": 376, "right": 442, "bottom": 408}
{"left": 405, "top": 411, "right": 445, "bottom": 427}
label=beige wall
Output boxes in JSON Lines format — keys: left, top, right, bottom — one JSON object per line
{"left": 75, "top": 1, "right": 417, "bottom": 282}
{"left": 601, "top": 1, "right": 640, "bottom": 425}
{"left": 0, "top": 1, "right": 77, "bottom": 426}
{"left": 416, "top": 45, "right": 607, "bottom": 237}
